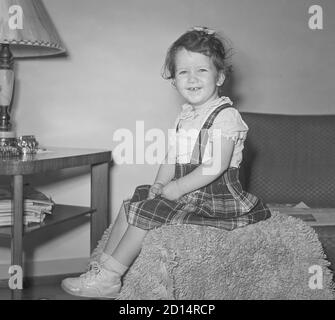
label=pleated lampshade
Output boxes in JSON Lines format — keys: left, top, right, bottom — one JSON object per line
{"left": 0, "top": 0, "right": 66, "bottom": 57}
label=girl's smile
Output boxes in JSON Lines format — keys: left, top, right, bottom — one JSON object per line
{"left": 174, "top": 48, "right": 225, "bottom": 108}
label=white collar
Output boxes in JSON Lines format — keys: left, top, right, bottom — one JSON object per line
{"left": 179, "top": 96, "right": 233, "bottom": 120}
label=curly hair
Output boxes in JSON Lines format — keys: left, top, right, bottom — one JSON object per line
{"left": 162, "top": 27, "right": 233, "bottom": 96}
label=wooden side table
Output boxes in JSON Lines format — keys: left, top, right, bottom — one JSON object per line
{"left": 0, "top": 147, "right": 112, "bottom": 296}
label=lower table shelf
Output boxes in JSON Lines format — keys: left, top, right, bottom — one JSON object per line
{"left": 0, "top": 204, "right": 95, "bottom": 238}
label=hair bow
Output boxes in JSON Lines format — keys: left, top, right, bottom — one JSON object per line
{"left": 190, "top": 26, "right": 216, "bottom": 35}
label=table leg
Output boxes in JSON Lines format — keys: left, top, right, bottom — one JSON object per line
{"left": 11, "top": 174, "right": 24, "bottom": 299}
{"left": 91, "top": 162, "right": 110, "bottom": 252}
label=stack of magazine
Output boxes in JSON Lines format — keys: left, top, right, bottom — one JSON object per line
{"left": 0, "top": 185, "right": 54, "bottom": 227}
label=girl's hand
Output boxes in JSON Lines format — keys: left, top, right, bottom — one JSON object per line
{"left": 161, "top": 181, "right": 182, "bottom": 201}
{"left": 147, "top": 182, "right": 164, "bottom": 199}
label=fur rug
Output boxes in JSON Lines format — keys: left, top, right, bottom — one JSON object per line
{"left": 90, "top": 212, "right": 335, "bottom": 300}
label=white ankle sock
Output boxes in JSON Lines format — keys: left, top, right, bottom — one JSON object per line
{"left": 99, "top": 252, "right": 129, "bottom": 276}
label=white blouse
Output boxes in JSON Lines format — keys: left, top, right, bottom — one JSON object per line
{"left": 167, "top": 96, "right": 249, "bottom": 168}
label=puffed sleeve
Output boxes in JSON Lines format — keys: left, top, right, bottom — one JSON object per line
{"left": 209, "top": 108, "right": 248, "bottom": 144}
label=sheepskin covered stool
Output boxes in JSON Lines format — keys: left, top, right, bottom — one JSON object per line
{"left": 90, "top": 212, "right": 335, "bottom": 300}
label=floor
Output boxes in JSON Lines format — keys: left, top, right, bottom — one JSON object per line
{"left": 0, "top": 273, "right": 91, "bottom": 300}
{"left": 0, "top": 283, "right": 86, "bottom": 300}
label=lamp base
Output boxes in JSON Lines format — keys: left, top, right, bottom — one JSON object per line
{"left": 0, "top": 130, "right": 16, "bottom": 138}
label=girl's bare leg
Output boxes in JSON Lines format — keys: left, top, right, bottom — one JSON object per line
{"left": 103, "top": 202, "right": 130, "bottom": 254}
{"left": 111, "top": 225, "right": 148, "bottom": 266}
{"left": 102, "top": 201, "right": 148, "bottom": 267}
{"left": 61, "top": 202, "right": 148, "bottom": 298}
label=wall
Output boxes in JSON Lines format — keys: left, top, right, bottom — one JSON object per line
{"left": 1, "top": 0, "right": 334, "bottom": 277}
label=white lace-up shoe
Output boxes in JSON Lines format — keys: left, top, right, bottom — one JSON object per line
{"left": 61, "top": 261, "right": 121, "bottom": 299}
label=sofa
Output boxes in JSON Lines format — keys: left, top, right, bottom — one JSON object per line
{"left": 91, "top": 112, "right": 335, "bottom": 299}
{"left": 240, "top": 112, "right": 335, "bottom": 271}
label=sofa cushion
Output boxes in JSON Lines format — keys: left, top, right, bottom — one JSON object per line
{"left": 240, "top": 112, "right": 335, "bottom": 208}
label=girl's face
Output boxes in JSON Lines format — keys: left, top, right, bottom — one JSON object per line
{"left": 174, "top": 48, "right": 225, "bottom": 107}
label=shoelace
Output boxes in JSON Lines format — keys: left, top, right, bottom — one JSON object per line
{"left": 80, "top": 261, "right": 102, "bottom": 280}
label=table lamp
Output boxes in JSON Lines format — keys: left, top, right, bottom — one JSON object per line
{"left": 0, "top": 0, "right": 65, "bottom": 156}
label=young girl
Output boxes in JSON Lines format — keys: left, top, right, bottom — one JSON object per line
{"left": 61, "top": 26, "right": 271, "bottom": 299}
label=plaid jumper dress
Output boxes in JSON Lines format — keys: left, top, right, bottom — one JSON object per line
{"left": 125, "top": 104, "right": 271, "bottom": 230}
